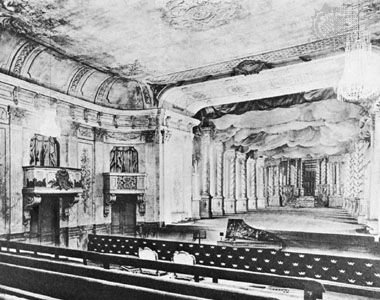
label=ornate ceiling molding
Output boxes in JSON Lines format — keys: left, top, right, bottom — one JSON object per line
{"left": 149, "top": 33, "right": 349, "bottom": 84}
{"left": 0, "top": 26, "right": 157, "bottom": 110}
{"left": 160, "top": 53, "right": 351, "bottom": 116}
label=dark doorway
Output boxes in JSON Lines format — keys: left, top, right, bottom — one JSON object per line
{"left": 303, "top": 160, "right": 316, "bottom": 196}
{"left": 111, "top": 195, "right": 137, "bottom": 236}
{"left": 30, "top": 196, "right": 61, "bottom": 246}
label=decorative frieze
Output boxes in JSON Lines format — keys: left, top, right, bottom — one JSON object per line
{"left": 23, "top": 166, "right": 83, "bottom": 194}
{"left": 77, "top": 125, "right": 94, "bottom": 140}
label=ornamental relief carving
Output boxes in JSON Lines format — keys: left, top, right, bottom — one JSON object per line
{"left": 8, "top": 106, "right": 26, "bottom": 124}
{"left": 117, "top": 176, "right": 137, "bottom": 190}
{"left": 0, "top": 106, "right": 9, "bottom": 124}
{"left": 77, "top": 125, "right": 94, "bottom": 140}
{"left": 161, "top": 0, "right": 250, "bottom": 31}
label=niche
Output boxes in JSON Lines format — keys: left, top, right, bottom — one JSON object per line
{"left": 110, "top": 146, "right": 138, "bottom": 173}
{"left": 30, "top": 134, "right": 60, "bottom": 167}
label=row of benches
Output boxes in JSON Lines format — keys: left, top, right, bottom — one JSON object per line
{"left": 0, "top": 239, "right": 325, "bottom": 299}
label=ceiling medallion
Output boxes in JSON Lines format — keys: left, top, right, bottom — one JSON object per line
{"left": 161, "top": 0, "right": 249, "bottom": 31}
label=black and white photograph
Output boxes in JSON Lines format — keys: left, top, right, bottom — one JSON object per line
{"left": 0, "top": 0, "right": 379, "bottom": 299}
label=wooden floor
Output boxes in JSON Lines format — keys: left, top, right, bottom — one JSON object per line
{"left": 162, "top": 208, "right": 380, "bottom": 259}
{"left": 181, "top": 208, "right": 366, "bottom": 235}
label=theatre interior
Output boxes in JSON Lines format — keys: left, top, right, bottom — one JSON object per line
{"left": 2, "top": 0, "right": 380, "bottom": 299}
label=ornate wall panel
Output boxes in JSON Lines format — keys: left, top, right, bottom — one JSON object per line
{"left": 77, "top": 142, "right": 94, "bottom": 226}
{"left": 0, "top": 126, "right": 7, "bottom": 233}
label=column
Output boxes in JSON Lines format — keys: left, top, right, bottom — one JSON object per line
{"left": 272, "top": 164, "right": 280, "bottom": 206}
{"left": 256, "top": 157, "right": 266, "bottom": 208}
{"left": 315, "top": 159, "right": 320, "bottom": 196}
{"left": 236, "top": 152, "right": 247, "bottom": 213}
{"left": 298, "top": 158, "right": 304, "bottom": 196}
{"left": 320, "top": 158, "right": 326, "bottom": 185}
{"left": 247, "top": 157, "right": 257, "bottom": 210}
{"left": 266, "top": 166, "right": 273, "bottom": 204}
{"left": 369, "top": 112, "right": 380, "bottom": 233}
{"left": 294, "top": 159, "right": 299, "bottom": 196}
{"left": 191, "top": 135, "right": 201, "bottom": 220}
{"left": 223, "top": 150, "right": 236, "bottom": 214}
{"left": 200, "top": 128, "right": 212, "bottom": 218}
{"left": 211, "top": 142, "right": 224, "bottom": 216}
{"left": 287, "top": 160, "right": 291, "bottom": 185}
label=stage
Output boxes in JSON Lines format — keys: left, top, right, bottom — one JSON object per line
{"left": 161, "top": 207, "right": 380, "bottom": 259}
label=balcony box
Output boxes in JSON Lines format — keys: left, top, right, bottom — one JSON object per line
{"left": 103, "top": 172, "right": 146, "bottom": 194}
{"left": 23, "top": 166, "right": 83, "bottom": 195}
{"left": 102, "top": 172, "right": 146, "bottom": 217}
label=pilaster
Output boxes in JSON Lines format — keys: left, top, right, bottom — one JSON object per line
{"left": 235, "top": 152, "right": 247, "bottom": 213}
{"left": 211, "top": 142, "right": 224, "bottom": 216}
{"left": 223, "top": 150, "right": 236, "bottom": 214}
{"left": 256, "top": 157, "right": 266, "bottom": 208}
{"left": 247, "top": 157, "right": 257, "bottom": 210}
{"left": 200, "top": 127, "right": 212, "bottom": 218}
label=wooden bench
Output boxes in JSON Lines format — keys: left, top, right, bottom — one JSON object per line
{"left": 0, "top": 239, "right": 325, "bottom": 300}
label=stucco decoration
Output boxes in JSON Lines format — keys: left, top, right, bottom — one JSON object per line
{"left": 161, "top": 0, "right": 249, "bottom": 31}
{"left": 0, "top": 28, "right": 156, "bottom": 109}
{"left": 5, "top": 0, "right": 380, "bottom": 83}
{"left": 80, "top": 148, "right": 92, "bottom": 212}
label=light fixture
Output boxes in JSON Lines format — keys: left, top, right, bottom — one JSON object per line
{"left": 337, "top": 1, "right": 378, "bottom": 103}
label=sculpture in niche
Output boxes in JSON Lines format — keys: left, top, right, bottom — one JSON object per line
{"left": 30, "top": 134, "right": 59, "bottom": 167}
{"left": 110, "top": 146, "right": 138, "bottom": 173}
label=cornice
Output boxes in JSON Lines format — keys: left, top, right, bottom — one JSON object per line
{"left": 148, "top": 33, "right": 350, "bottom": 84}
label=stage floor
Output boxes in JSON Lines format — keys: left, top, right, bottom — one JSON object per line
{"left": 165, "top": 207, "right": 380, "bottom": 259}
{"left": 179, "top": 207, "right": 366, "bottom": 235}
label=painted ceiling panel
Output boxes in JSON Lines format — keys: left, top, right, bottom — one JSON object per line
{"left": 0, "top": 0, "right": 355, "bottom": 80}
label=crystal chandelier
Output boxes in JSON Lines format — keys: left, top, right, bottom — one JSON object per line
{"left": 337, "top": 2, "right": 378, "bottom": 103}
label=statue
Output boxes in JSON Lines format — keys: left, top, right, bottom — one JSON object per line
{"left": 109, "top": 146, "right": 139, "bottom": 173}
{"left": 29, "top": 134, "right": 59, "bottom": 167}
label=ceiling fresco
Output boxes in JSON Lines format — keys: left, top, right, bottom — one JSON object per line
{"left": 3, "top": 0, "right": 379, "bottom": 83}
